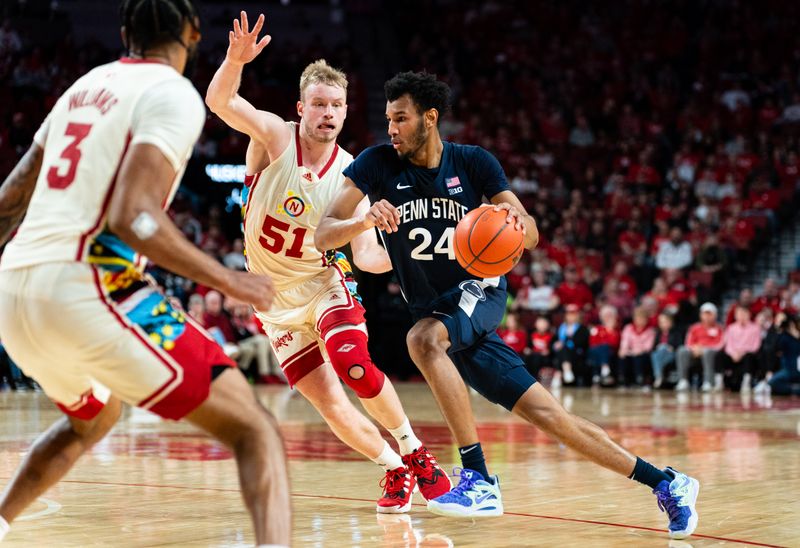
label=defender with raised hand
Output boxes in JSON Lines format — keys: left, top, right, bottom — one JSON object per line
{"left": 205, "top": 12, "right": 450, "bottom": 513}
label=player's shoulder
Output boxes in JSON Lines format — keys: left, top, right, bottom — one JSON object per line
{"left": 353, "top": 143, "right": 396, "bottom": 164}
{"left": 446, "top": 141, "right": 494, "bottom": 161}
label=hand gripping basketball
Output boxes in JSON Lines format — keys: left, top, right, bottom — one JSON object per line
{"left": 454, "top": 205, "right": 525, "bottom": 277}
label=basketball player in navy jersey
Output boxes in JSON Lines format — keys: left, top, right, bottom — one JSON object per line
{"left": 316, "top": 72, "right": 700, "bottom": 539}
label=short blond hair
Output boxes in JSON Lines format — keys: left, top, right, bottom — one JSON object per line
{"left": 299, "top": 59, "right": 348, "bottom": 101}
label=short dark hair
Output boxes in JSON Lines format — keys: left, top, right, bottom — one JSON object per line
{"left": 384, "top": 71, "right": 450, "bottom": 119}
{"left": 120, "top": 0, "right": 199, "bottom": 56}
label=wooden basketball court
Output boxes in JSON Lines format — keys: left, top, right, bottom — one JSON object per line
{"left": 0, "top": 384, "right": 796, "bottom": 547}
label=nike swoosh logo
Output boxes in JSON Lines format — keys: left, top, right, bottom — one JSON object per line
{"left": 475, "top": 493, "right": 495, "bottom": 504}
{"left": 397, "top": 183, "right": 412, "bottom": 190}
{"left": 459, "top": 446, "right": 477, "bottom": 454}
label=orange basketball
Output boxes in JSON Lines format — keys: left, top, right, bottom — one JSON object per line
{"left": 454, "top": 206, "right": 525, "bottom": 277}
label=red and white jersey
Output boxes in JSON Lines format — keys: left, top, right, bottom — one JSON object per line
{"left": 1, "top": 58, "right": 205, "bottom": 272}
{"left": 243, "top": 122, "right": 353, "bottom": 290}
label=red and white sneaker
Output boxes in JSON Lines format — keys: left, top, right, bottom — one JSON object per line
{"left": 402, "top": 445, "right": 452, "bottom": 501}
{"left": 377, "top": 467, "right": 417, "bottom": 514}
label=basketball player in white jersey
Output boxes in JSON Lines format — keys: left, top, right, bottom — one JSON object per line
{"left": 206, "top": 11, "right": 451, "bottom": 512}
{"left": 0, "top": 2, "right": 290, "bottom": 545}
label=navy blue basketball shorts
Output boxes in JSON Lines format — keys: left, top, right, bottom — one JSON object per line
{"left": 422, "top": 279, "right": 537, "bottom": 410}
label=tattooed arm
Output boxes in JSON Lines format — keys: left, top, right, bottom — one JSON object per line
{"left": 0, "top": 144, "right": 43, "bottom": 246}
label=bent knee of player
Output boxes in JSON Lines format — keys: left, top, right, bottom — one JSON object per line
{"left": 406, "top": 323, "right": 449, "bottom": 363}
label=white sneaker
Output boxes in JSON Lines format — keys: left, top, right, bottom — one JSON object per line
{"left": 427, "top": 468, "right": 503, "bottom": 518}
{"left": 713, "top": 373, "right": 724, "bottom": 392}
{"left": 563, "top": 365, "right": 575, "bottom": 384}
{"left": 653, "top": 377, "right": 663, "bottom": 389}
{"left": 701, "top": 381, "right": 712, "bottom": 393}
{"left": 551, "top": 373, "right": 562, "bottom": 389}
{"left": 675, "top": 379, "right": 689, "bottom": 392}
{"left": 753, "top": 380, "right": 770, "bottom": 394}
{"left": 740, "top": 373, "right": 752, "bottom": 393}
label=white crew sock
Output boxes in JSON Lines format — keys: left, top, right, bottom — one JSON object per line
{"left": 370, "top": 440, "right": 405, "bottom": 471}
{"left": 0, "top": 515, "right": 10, "bottom": 541}
{"left": 388, "top": 417, "right": 422, "bottom": 455}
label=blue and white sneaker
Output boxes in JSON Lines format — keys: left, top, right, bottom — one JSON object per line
{"left": 426, "top": 468, "right": 503, "bottom": 518}
{"left": 653, "top": 467, "right": 700, "bottom": 539}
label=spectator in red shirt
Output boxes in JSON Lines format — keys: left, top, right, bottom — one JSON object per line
{"left": 526, "top": 316, "right": 553, "bottom": 377}
{"left": 556, "top": 265, "right": 594, "bottom": 311}
{"left": 618, "top": 222, "right": 648, "bottom": 261}
{"left": 203, "top": 290, "right": 237, "bottom": 350}
{"left": 498, "top": 313, "right": 528, "bottom": 356}
{"left": 606, "top": 260, "right": 638, "bottom": 299}
{"left": 588, "top": 305, "right": 621, "bottom": 385}
{"left": 675, "top": 303, "right": 724, "bottom": 392}
{"left": 752, "top": 278, "right": 782, "bottom": 315}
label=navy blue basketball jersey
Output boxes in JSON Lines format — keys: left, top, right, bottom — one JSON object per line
{"left": 343, "top": 142, "right": 510, "bottom": 318}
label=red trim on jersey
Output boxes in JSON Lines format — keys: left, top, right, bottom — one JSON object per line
{"left": 315, "top": 263, "right": 366, "bottom": 336}
{"left": 317, "top": 144, "right": 340, "bottom": 179}
{"left": 76, "top": 132, "right": 132, "bottom": 261}
{"left": 90, "top": 266, "right": 179, "bottom": 405}
{"left": 57, "top": 389, "right": 105, "bottom": 420}
{"left": 294, "top": 123, "right": 340, "bottom": 178}
{"left": 119, "top": 57, "right": 169, "bottom": 65}
{"left": 280, "top": 342, "right": 324, "bottom": 387}
{"left": 295, "top": 124, "right": 303, "bottom": 167}
{"left": 242, "top": 172, "right": 261, "bottom": 232}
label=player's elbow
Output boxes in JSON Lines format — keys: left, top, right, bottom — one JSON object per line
{"left": 204, "top": 94, "right": 226, "bottom": 115}
{"left": 314, "top": 221, "right": 333, "bottom": 251}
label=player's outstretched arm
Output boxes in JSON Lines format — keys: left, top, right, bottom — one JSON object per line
{"left": 205, "top": 11, "right": 289, "bottom": 155}
{"left": 0, "top": 143, "right": 42, "bottom": 246}
{"left": 316, "top": 179, "right": 400, "bottom": 250}
{"left": 350, "top": 196, "right": 392, "bottom": 274}
{"left": 108, "top": 143, "right": 275, "bottom": 311}
{"left": 490, "top": 190, "right": 539, "bottom": 249}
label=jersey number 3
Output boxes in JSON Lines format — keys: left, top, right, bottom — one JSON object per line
{"left": 260, "top": 214, "right": 306, "bottom": 258}
{"left": 47, "top": 122, "right": 93, "bottom": 190}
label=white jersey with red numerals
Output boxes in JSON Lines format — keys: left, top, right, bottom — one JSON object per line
{"left": 1, "top": 58, "right": 204, "bottom": 273}
{"left": 241, "top": 121, "right": 354, "bottom": 293}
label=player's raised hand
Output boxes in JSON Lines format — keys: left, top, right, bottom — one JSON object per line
{"left": 364, "top": 199, "right": 401, "bottom": 233}
{"left": 226, "top": 11, "right": 271, "bottom": 66}
{"left": 493, "top": 202, "right": 527, "bottom": 233}
{"left": 222, "top": 270, "right": 275, "bottom": 311}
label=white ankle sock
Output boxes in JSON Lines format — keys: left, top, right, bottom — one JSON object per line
{"left": 0, "top": 515, "right": 9, "bottom": 541}
{"left": 388, "top": 417, "right": 422, "bottom": 455}
{"left": 371, "top": 440, "right": 404, "bottom": 471}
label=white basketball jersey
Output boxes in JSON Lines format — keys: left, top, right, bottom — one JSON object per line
{"left": 243, "top": 122, "right": 354, "bottom": 289}
{"left": 1, "top": 58, "right": 205, "bottom": 272}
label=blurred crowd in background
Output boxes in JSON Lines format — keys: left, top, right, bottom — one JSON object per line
{"left": 1, "top": 1, "right": 799, "bottom": 395}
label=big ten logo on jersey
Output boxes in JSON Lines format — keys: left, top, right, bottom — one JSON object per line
{"left": 445, "top": 176, "right": 463, "bottom": 195}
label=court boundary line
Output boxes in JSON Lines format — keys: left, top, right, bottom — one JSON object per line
{"left": 10, "top": 478, "right": 783, "bottom": 548}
